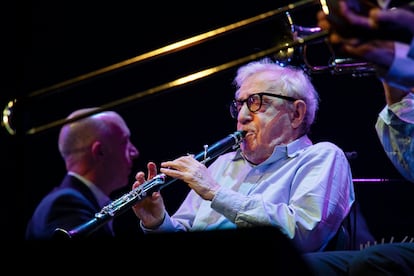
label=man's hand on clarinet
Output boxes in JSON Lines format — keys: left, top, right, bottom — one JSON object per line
{"left": 131, "top": 161, "right": 166, "bottom": 229}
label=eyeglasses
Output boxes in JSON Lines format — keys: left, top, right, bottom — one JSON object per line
{"left": 230, "top": 92, "right": 298, "bottom": 119}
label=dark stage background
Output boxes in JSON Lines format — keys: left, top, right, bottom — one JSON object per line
{"left": 2, "top": 0, "right": 407, "bottom": 240}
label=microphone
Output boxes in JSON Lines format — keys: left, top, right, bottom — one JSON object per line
{"left": 345, "top": 151, "right": 358, "bottom": 161}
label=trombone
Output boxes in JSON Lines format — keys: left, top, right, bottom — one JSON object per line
{"left": 2, "top": 0, "right": 377, "bottom": 136}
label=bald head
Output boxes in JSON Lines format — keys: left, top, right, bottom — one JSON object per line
{"left": 57, "top": 107, "right": 138, "bottom": 194}
{"left": 58, "top": 108, "right": 127, "bottom": 160}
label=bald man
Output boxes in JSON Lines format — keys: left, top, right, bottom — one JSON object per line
{"left": 26, "top": 108, "right": 139, "bottom": 240}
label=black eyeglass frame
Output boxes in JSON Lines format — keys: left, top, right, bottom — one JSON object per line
{"left": 230, "top": 92, "right": 298, "bottom": 119}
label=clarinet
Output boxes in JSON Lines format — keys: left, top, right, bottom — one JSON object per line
{"left": 53, "top": 130, "right": 246, "bottom": 239}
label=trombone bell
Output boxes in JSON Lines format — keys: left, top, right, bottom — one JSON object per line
{"left": 271, "top": 9, "right": 376, "bottom": 76}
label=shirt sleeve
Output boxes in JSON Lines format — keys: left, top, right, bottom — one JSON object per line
{"left": 382, "top": 40, "right": 414, "bottom": 91}
{"left": 212, "top": 143, "right": 355, "bottom": 253}
{"left": 375, "top": 93, "right": 414, "bottom": 183}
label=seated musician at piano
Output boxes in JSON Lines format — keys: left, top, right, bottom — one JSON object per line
{"left": 131, "top": 57, "right": 356, "bottom": 254}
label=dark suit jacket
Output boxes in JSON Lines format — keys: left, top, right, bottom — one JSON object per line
{"left": 25, "top": 174, "right": 114, "bottom": 240}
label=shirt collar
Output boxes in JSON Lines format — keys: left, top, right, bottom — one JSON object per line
{"left": 68, "top": 171, "right": 111, "bottom": 208}
{"left": 234, "top": 134, "right": 312, "bottom": 166}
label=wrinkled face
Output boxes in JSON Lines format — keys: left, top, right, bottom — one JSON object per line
{"left": 234, "top": 71, "right": 296, "bottom": 164}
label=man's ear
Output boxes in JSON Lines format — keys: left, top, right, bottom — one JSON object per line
{"left": 291, "top": 100, "right": 306, "bottom": 129}
{"left": 91, "top": 141, "right": 104, "bottom": 157}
